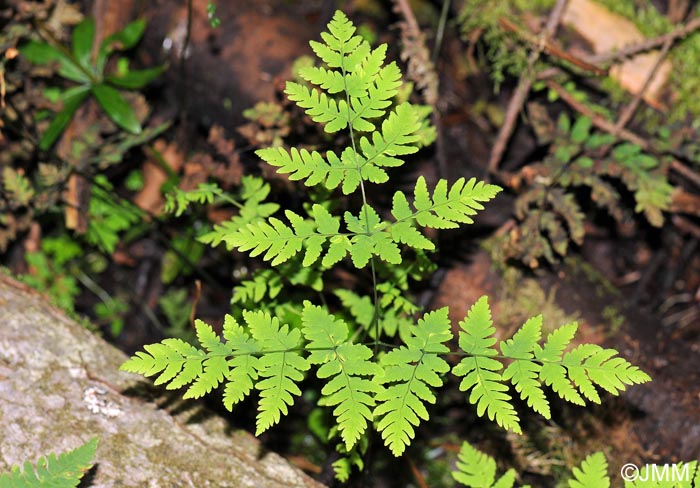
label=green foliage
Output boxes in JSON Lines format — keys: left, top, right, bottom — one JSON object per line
{"left": 452, "top": 441, "right": 518, "bottom": 488}
{"left": 19, "top": 235, "right": 82, "bottom": 311}
{"left": 374, "top": 308, "right": 452, "bottom": 456}
{"left": 452, "top": 442, "right": 700, "bottom": 488}
{"left": 123, "top": 10, "right": 650, "bottom": 482}
{"left": 568, "top": 452, "right": 609, "bottom": 488}
{"left": 86, "top": 175, "right": 143, "bottom": 253}
{"left": 20, "top": 17, "right": 164, "bottom": 149}
{"left": 206, "top": 1, "right": 221, "bottom": 28}
{"left": 0, "top": 437, "right": 98, "bottom": 488}
{"left": 504, "top": 111, "right": 674, "bottom": 267}
{"left": 303, "top": 302, "right": 381, "bottom": 451}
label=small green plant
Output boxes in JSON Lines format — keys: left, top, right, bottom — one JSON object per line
{"left": 20, "top": 235, "right": 82, "bottom": 311}
{"left": 20, "top": 17, "right": 164, "bottom": 149}
{"left": 122, "top": 11, "right": 650, "bottom": 481}
{"left": 0, "top": 437, "right": 98, "bottom": 488}
{"left": 451, "top": 441, "right": 700, "bottom": 487}
{"left": 501, "top": 112, "right": 674, "bottom": 267}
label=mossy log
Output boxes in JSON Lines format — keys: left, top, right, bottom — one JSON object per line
{"left": 0, "top": 275, "right": 324, "bottom": 487}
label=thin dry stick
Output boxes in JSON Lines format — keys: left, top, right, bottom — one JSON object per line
{"left": 670, "top": 160, "right": 700, "bottom": 188}
{"left": 545, "top": 79, "right": 649, "bottom": 148}
{"left": 588, "top": 15, "right": 700, "bottom": 64}
{"left": 614, "top": 37, "right": 674, "bottom": 133}
{"left": 487, "top": 0, "right": 569, "bottom": 173}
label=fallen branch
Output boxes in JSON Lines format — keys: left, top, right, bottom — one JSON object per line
{"left": 487, "top": 0, "right": 570, "bottom": 173}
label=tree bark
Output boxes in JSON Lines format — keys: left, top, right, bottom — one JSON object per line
{"left": 0, "top": 274, "right": 324, "bottom": 487}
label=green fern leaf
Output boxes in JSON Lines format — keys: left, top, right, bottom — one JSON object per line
{"left": 500, "top": 315, "right": 550, "bottom": 418}
{"left": 258, "top": 103, "right": 420, "bottom": 194}
{"left": 344, "top": 204, "right": 402, "bottom": 267}
{"left": 335, "top": 289, "right": 374, "bottom": 330}
{"left": 374, "top": 308, "right": 452, "bottom": 456}
{"left": 222, "top": 315, "right": 260, "bottom": 410}
{"left": 183, "top": 319, "right": 232, "bottom": 399}
{"left": 302, "top": 302, "right": 381, "bottom": 450}
{"left": 568, "top": 452, "right": 609, "bottom": 488}
{"left": 164, "top": 182, "right": 221, "bottom": 217}
{"left": 246, "top": 310, "right": 310, "bottom": 434}
{"left": 227, "top": 210, "right": 314, "bottom": 266}
{"left": 391, "top": 176, "right": 501, "bottom": 236}
{"left": 0, "top": 437, "right": 98, "bottom": 488}
{"left": 535, "top": 323, "right": 585, "bottom": 405}
{"left": 120, "top": 338, "right": 205, "bottom": 388}
{"left": 451, "top": 441, "right": 516, "bottom": 488}
{"left": 452, "top": 297, "right": 521, "bottom": 433}
{"left": 285, "top": 10, "right": 401, "bottom": 134}
{"left": 562, "top": 343, "right": 651, "bottom": 401}
{"left": 232, "top": 269, "right": 283, "bottom": 304}
{"left": 200, "top": 178, "right": 280, "bottom": 248}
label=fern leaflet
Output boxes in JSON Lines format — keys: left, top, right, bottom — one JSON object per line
{"left": 451, "top": 441, "right": 517, "bottom": 488}
{"left": 568, "top": 452, "right": 609, "bottom": 488}
{"left": 0, "top": 437, "right": 98, "bottom": 488}
{"left": 257, "top": 103, "right": 421, "bottom": 194}
{"left": 393, "top": 176, "right": 502, "bottom": 230}
{"left": 221, "top": 315, "right": 260, "bottom": 410}
{"left": 453, "top": 297, "right": 521, "bottom": 433}
{"left": 500, "top": 315, "right": 550, "bottom": 418}
{"left": 374, "top": 308, "right": 452, "bottom": 456}
{"left": 247, "top": 310, "right": 310, "bottom": 434}
{"left": 302, "top": 302, "right": 381, "bottom": 450}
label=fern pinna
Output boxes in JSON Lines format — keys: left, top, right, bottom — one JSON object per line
{"left": 122, "top": 10, "right": 650, "bottom": 480}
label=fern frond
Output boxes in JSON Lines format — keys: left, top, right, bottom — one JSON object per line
{"left": 258, "top": 103, "right": 420, "bottom": 194}
{"left": 568, "top": 452, "right": 609, "bottom": 488}
{"left": 120, "top": 337, "right": 207, "bottom": 388}
{"left": 197, "top": 177, "right": 280, "bottom": 248}
{"left": 452, "top": 297, "right": 521, "bottom": 433}
{"left": 374, "top": 308, "right": 452, "bottom": 456}
{"left": 302, "top": 302, "right": 381, "bottom": 450}
{"left": 247, "top": 310, "right": 310, "bottom": 435}
{"left": 451, "top": 441, "right": 517, "bottom": 488}
{"left": 535, "top": 323, "right": 585, "bottom": 405}
{"left": 221, "top": 315, "right": 260, "bottom": 410}
{"left": 165, "top": 182, "right": 221, "bottom": 217}
{"left": 285, "top": 10, "right": 401, "bottom": 134}
{"left": 500, "top": 315, "right": 550, "bottom": 418}
{"left": 0, "top": 437, "right": 98, "bottom": 488}
{"left": 184, "top": 319, "right": 234, "bottom": 399}
{"left": 345, "top": 204, "right": 401, "bottom": 267}
{"left": 562, "top": 343, "right": 651, "bottom": 401}
{"left": 232, "top": 269, "right": 284, "bottom": 304}
{"left": 225, "top": 210, "right": 317, "bottom": 266}
{"left": 390, "top": 177, "right": 501, "bottom": 247}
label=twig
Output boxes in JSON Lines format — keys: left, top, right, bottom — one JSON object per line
{"left": 544, "top": 79, "right": 649, "bottom": 149}
{"left": 432, "top": 0, "right": 451, "bottom": 65}
{"left": 498, "top": 17, "right": 606, "bottom": 75}
{"left": 670, "top": 159, "right": 700, "bottom": 188}
{"left": 587, "top": 16, "right": 700, "bottom": 64}
{"left": 487, "top": 0, "right": 569, "bottom": 173}
{"left": 613, "top": 37, "right": 674, "bottom": 133}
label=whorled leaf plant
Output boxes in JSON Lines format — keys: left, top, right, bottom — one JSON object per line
{"left": 122, "top": 10, "right": 650, "bottom": 480}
